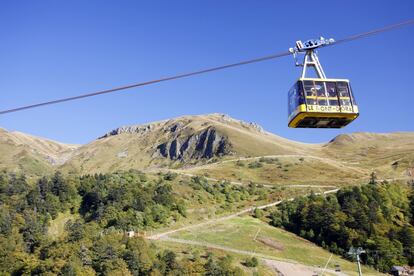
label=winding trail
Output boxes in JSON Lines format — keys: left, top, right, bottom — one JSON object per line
{"left": 169, "top": 171, "right": 339, "bottom": 189}
{"left": 145, "top": 155, "right": 409, "bottom": 275}
{"left": 147, "top": 188, "right": 339, "bottom": 240}
{"left": 148, "top": 187, "right": 343, "bottom": 275}
{"left": 161, "top": 237, "right": 346, "bottom": 275}
{"left": 181, "top": 154, "right": 368, "bottom": 175}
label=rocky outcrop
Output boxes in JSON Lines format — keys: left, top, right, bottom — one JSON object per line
{"left": 99, "top": 120, "right": 186, "bottom": 139}
{"left": 99, "top": 124, "right": 155, "bottom": 138}
{"left": 162, "top": 122, "right": 184, "bottom": 133}
{"left": 215, "top": 113, "right": 265, "bottom": 133}
{"left": 242, "top": 121, "right": 264, "bottom": 133}
{"left": 99, "top": 114, "right": 266, "bottom": 139}
{"left": 97, "top": 114, "right": 264, "bottom": 162}
{"left": 156, "top": 127, "right": 230, "bottom": 161}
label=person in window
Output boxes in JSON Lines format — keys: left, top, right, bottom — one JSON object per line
{"left": 316, "top": 85, "right": 325, "bottom": 97}
{"left": 337, "top": 83, "right": 349, "bottom": 97}
{"left": 328, "top": 87, "right": 337, "bottom": 97}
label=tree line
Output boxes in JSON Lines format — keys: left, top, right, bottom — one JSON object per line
{"left": 0, "top": 171, "right": 266, "bottom": 275}
{"left": 269, "top": 179, "right": 414, "bottom": 272}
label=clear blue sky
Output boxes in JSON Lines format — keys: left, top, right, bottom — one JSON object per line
{"left": 0, "top": 1, "right": 413, "bottom": 144}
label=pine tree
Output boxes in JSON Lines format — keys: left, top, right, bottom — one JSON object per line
{"left": 369, "top": 171, "right": 378, "bottom": 185}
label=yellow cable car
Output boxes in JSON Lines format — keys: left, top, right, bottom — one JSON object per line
{"left": 288, "top": 78, "right": 359, "bottom": 128}
{"left": 287, "top": 38, "right": 359, "bottom": 128}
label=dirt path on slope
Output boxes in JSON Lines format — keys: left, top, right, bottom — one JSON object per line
{"left": 263, "top": 259, "right": 347, "bottom": 276}
{"left": 183, "top": 154, "right": 367, "bottom": 174}
{"left": 169, "top": 171, "right": 339, "bottom": 189}
{"left": 160, "top": 237, "right": 347, "bottom": 276}
{"left": 147, "top": 188, "right": 339, "bottom": 240}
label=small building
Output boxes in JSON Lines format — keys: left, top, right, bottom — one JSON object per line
{"left": 126, "top": 230, "right": 147, "bottom": 238}
{"left": 390, "top": 266, "right": 413, "bottom": 276}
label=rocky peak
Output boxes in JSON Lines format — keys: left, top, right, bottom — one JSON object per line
{"left": 244, "top": 121, "right": 264, "bottom": 133}
{"left": 99, "top": 113, "right": 266, "bottom": 139}
{"left": 210, "top": 113, "right": 265, "bottom": 133}
{"left": 99, "top": 118, "right": 189, "bottom": 139}
{"left": 99, "top": 124, "right": 156, "bottom": 138}
{"left": 162, "top": 121, "right": 185, "bottom": 133}
{"left": 155, "top": 127, "right": 231, "bottom": 161}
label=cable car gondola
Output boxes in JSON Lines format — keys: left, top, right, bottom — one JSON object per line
{"left": 288, "top": 38, "right": 359, "bottom": 128}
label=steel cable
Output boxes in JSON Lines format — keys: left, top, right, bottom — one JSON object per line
{"left": 1, "top": 19, "right": 413, "bottom": 115}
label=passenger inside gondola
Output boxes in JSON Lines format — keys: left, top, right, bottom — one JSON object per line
{"left": 288, "top": 79, "right": 359, "bottom": 128}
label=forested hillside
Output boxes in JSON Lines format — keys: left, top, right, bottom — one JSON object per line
{"left": 1, "top": 115, "right": 413, "bottom": 274}
{"left": 269, "top": 178, "right": 414, "bottom": 272}
{"left": 0, "top": 170, "right": 279, "bottom": 275}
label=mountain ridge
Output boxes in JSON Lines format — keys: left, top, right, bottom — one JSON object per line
{"left": 1, "top": 114, "right": 413, "bottom": 180}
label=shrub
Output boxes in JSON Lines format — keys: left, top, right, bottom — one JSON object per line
{"left": 253, "top": 208, "right": 264, "bottom": 218}
{"left": 244, "top": 257, "right": 259, "bottom": 267}
{"left": 236, "top": 160, "right": 245, "bottom": 167}
{"left": 248, "top": 161, "right": 263, "bottom": 169}
{"left": 163, "top": 172, "right": 178, "bottom": 181}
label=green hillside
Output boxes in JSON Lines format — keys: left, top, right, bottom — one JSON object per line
{"left": 167, "top": 216, "right": 382, "bottom": 276}
{"left": 0, "top": 170, "right": 327, "bottom": 275}
{"left": 269, "top": 181, "right": 414, "bottom": 272}
{"left": 1, "top": 114, "right": 413, "bottom": 275}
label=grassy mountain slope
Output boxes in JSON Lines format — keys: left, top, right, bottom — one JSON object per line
{"left": 168, "top": 216, "right": 382, "bottom": 275}
{"left": 61, "top": 114, "right": 318, "bottom": 174}
{"left": 179, "top": 155, "right": 369, "bottom": 186}
{"left": 1, "top": 114, "right": 413, "bottom": 185}
{"left": 0, "top": 128, "right": 78, "bottom": 175}
{"left": 324, "top": 132, "right": 414, "bottom": 179}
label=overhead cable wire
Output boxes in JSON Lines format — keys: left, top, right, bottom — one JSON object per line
{"left": 1, "top": 19, "right": 414, "bottom": 115}
{"left": 331, "top": 18, "right": 414, "bottom": 45}
{"left": 0, "top": 51, "right": 292, "bottom": 115}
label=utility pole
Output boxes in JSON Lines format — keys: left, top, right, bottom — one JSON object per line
{"left": 348, "top": 247, "right": 365, "bottom": 276}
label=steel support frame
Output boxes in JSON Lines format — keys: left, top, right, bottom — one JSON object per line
{"left": 300, "top": 50, "right": 327, "bottom": 79}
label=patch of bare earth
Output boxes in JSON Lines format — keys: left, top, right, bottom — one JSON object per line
{"left": 257, "top": 237, "right": 284, "bottom": 251}
{"left": 264, "top": 259, "right": 317, "bottom": 276}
